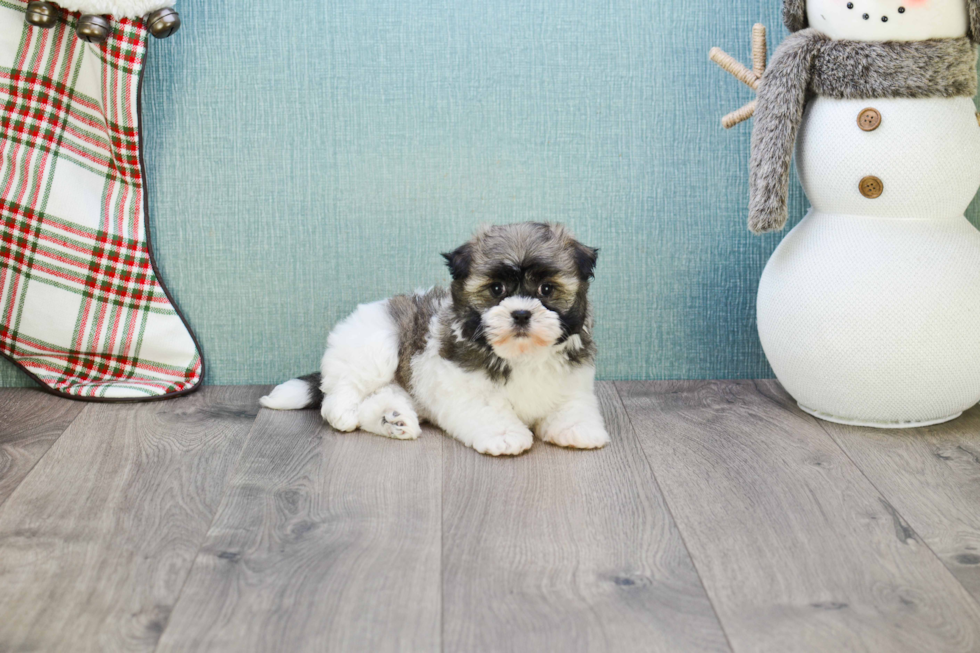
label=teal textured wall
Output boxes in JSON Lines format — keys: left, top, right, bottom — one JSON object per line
{"left": 2, "top": 0, "right": 979, "bottom": 387}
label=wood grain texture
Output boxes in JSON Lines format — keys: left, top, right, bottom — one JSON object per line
{"left": 0, "top": 388, "right": 84, "bottom": 507}
{"left": 155, "top": 407, "right": 443, "bottom": 653}
{"left": 786, "top": 388, "right": 980, "bottom": 603}
{"left": 441, "top": 382, "right": 730, "bottom": 653}
{"left": 617, "top": 380, "right": 980, "bottom": 653}
{"left": 0, "top": 386, "right": 264, "bottom": 653}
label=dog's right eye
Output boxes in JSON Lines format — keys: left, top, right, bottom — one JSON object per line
{"left": 489, "top": 282, "right": 505, "bottom": 297}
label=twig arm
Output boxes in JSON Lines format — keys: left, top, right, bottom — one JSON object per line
{"left": 752, "top": 24, "right": 767, "bottom": 77}
{"left": 709, "top": 48, "right": 760, "bottom": 90}
{"left": 722, "top": 101, "right": 757, "bottom": 130}
{"left": 710, "top": 24, "right": 768, "bottom": 128}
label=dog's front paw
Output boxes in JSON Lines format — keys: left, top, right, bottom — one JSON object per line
{"left": 471, "top": 426, "right": 534, "bottom": 457}
{"left": 321, "top": 397, "right": 358, "bottom": 432}
{"left": 540, "top": 422, "right": 610, "bottom": 450}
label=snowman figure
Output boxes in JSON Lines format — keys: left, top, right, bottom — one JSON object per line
{"left": 714, "top": 0, "right": 980, "bottom": 427}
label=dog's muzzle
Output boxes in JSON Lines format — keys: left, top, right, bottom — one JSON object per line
{"left": 483, "top": 297, "right": 564, "bottom": 358}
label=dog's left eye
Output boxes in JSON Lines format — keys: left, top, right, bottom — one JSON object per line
{"left": 539, "top": 283, "right": 555, "bottom": 298}
{"left": 489, "top": 282, "right": 505, "bottom": 297}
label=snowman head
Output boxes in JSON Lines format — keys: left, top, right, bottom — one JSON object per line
{"left": 784, "top": 0, "right": 979, "bottom": 41}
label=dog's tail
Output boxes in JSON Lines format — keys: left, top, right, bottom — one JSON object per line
{"left": 260, "top": 372, "right": 324, "bottom": 410}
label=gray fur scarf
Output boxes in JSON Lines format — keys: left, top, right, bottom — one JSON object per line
{"left": 749, "top": 31, "right": 979, "bottom": 233}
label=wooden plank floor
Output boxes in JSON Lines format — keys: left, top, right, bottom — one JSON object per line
{"left": 616, "top": 381, "right": 980, "bottom": 653}
{"left": 441, "top": 384, "right": 728, "bottom": 653}
{"left": 0, "top": 382, "right": 978, "bottom": 652}
{"left": 0, "top": 389, "right": 84, "bottom": 508}
{"left": 0, "top": 387, "right": 265, "bottom": 653}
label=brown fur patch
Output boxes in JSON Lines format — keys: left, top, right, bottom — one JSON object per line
{"left": 386, "top": 288, "right": 450, "bottom": 391}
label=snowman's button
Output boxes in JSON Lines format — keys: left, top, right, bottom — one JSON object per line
{"left": 858, "top": 108, "right": 882, "bottom": 132}
{"left": 859, "top": 176, "right": 884, "bottom": 199}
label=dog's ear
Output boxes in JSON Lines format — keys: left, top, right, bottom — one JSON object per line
{"left": 442, "top": 243, "right": 473, "bottom": 281}
{"left": 572, "top": 242, "right": 599, "bottom": 281}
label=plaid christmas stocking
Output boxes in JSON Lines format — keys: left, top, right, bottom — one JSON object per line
{"left": 0, "top": 0, "right": 202, "bottom": 401}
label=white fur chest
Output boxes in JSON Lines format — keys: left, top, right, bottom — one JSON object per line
{"left": 502, "top": 355, "right": 578, "bottom": 424}
{"left": 411, "top": 329, "right": 586, "bottom": 426}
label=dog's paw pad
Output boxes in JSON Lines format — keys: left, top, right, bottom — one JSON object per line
{"left": 473, "top": 428, "right": 533, "bottom": 456}
{"left": 543, "top": 426, "right": 610, "bottom": 450}
{"left": 382, "top": 411, "right": 422, "bottom": 440}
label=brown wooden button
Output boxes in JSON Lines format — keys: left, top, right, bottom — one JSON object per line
{"left": 859, "top": 176, "right": 884, "bottom": 199}
{"left": 858, "top": 108, "right": 881, "bottom": 132}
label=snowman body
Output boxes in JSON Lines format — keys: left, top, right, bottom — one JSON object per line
{"left": 758, "top": 96, "right": 980, "bottom": 426}
{"left": 755, "top": 0, "right": 980, "bottom": 426}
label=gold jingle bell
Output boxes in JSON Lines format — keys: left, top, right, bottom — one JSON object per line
{"left": 25, "top": 1, "right": 59, "bottom": 28}
{"left": 147, "top": 7, "right": 180, "bottom": 39}
{"left": 76, "top": 14, "right": 111, "bottom": 43}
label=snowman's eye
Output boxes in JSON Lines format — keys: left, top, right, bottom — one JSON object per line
{"left": 847, "top": 2, "right": 853, "bottom": 8}
{"left": 898, "top": 6, "right": 905, "bottom": 13}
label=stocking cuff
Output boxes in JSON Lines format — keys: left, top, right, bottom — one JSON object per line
{"left": 54, "top": 0, "right": 175, "bottom": 19}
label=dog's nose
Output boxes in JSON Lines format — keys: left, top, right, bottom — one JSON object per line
{"left": 511, "top": 310, "right": 532, "bottom": 326}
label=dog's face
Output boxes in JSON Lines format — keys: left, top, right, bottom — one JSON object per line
{"left": 442, "top": 223, "right": 597, "bottom": 362}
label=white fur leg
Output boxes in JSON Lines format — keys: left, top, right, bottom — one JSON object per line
{"left": 426, "top": 386, "right": 533, "bottom": 456}
{"left": 321, "top": 387, "right": 361, "bottom": 432}
{"left": 410, "top": 321, "right": 534, "bottom": 456}
{"left": 470, "top": 424, "right": 535, "bottom": 456}
{"left": 358, "top": 385, "right": 422, "bottom": 440}
{"left": 318, "top": 300, "right": 400, "bottom": 432}
{"left": 259, "top": 379, "right": 313, "bottom": 410}
{"left": 536, "top": 390, "right": 610, "bottom": 450}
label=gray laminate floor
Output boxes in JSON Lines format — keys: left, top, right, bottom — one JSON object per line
{"left": 1, "top": 381, "right": 979, "bottom": 652}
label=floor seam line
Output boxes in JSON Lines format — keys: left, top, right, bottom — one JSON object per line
{"left": 611, "top": 381, "right": 738, "bottom": 653}
{"left": 149, "top": 389, "right": 267, "bottom": 653}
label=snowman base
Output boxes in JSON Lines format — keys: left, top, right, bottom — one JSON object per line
{"left": 758, "top": 211, "right": 980, "bottom": 429}
{"left": 798, "top": 404, "right": 963, "bottom": 429}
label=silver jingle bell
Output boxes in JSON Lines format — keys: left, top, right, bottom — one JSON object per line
{"left": 147, "top": 7, "right": 181, "bottom": 39}
{"left": 25, "top": 1, "right": 59, "bottom": 29}
{"left": 76, "top": 14, "right": 111, "bottom": 43}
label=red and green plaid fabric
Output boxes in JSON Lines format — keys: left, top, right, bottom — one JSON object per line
{"left": 0, "top": 0, "right": 201, "bottom": 400}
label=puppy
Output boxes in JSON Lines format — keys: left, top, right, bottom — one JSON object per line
{"left": 260, "top": 222, "right": 609, "bottom": 456}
